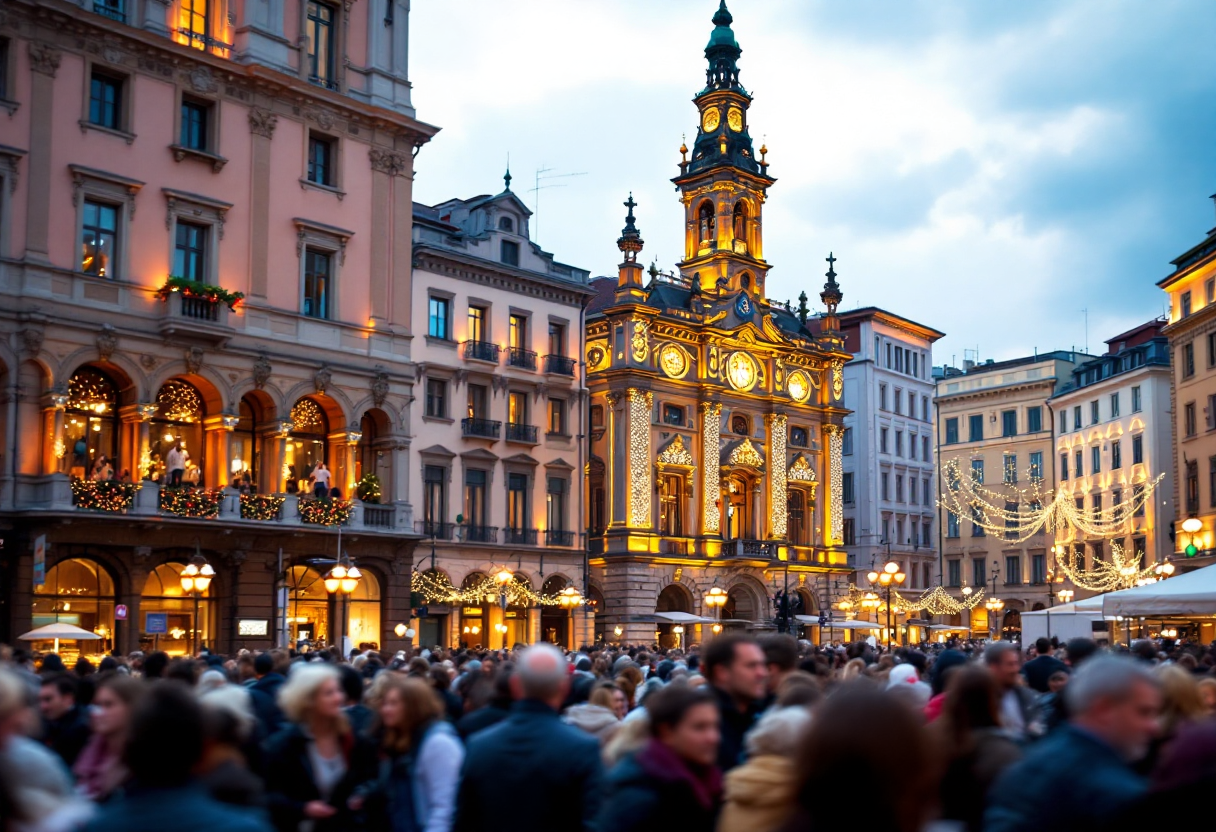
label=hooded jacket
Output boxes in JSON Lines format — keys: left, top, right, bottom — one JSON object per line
{"left": 717, "top": 755, "right": 798, "bottom": 832}
{"left": 562, "top": 704, "right": 621, "bottom": 744}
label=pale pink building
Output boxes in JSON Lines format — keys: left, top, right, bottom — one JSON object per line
{"left": 0, "top": 0, "right": 437, "bottom": 654}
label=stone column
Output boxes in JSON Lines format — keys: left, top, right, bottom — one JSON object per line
{"left": 699, "top": 402, "right": 722, "bottom": 537}
{"left": 368, "top": 150, "right": 409, "bottom": 328}
{"left": 24, "top": 44, "right": 60, "bottom": 264}
{"left": 624, "top": 389, "right": 652, "bottom": 529}
{"left": 204, "top": 415, "right": 238, "bottom": 488}
{"left": 767, "top": 414, "right": 788, "bottom": 540}
{"left": 247, "top": 108, "right": 277, "bottom": 299}
{"left": 823, "top": 424, "right": 845, "bottom": 546}
{"left": 42, "top": 390, "right": 68, "bottom": 475}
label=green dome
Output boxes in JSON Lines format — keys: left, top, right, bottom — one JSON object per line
{"left": 706, "top": 24, "right": 738, "bottom": 51}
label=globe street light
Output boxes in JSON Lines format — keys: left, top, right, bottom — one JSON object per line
{"left": 1182, "top": 517, "right": 1203, "bottom": 557}
{"left": 324, "top": 555, "right": 362, "bottom": 655}
{"left": 557, "top": 585, "right": 584, "bottom": 649}
{"left": 704, "top": 584, "right": 727, "bottom": 636}
{"left": 493, "top": 567, "right": 514, "bottom": 649}
{"left": 985, "top": 597, "right": 1005, "bottom": 641}
{"left": 1057, "top": 588, "right": 1075, "bottom": 604}
{"left": 180, "top": 551, "right": 215, "bottom": 657}
{"left": 867, "top": 561, "right": 906, "bottom": 648}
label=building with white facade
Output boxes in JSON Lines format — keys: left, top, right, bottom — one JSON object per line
{"left": 408, "top": 177, "right": 594, "bottom": 650}
{"left": 1049, "top": 321, "right": 1174, "bottom": 589}
{"left": 838, "top": 308, "right": 944, "bottom": 637}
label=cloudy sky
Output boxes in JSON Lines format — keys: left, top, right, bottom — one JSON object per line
{"left": 410, "top": 0, "right": 1216, "bottom": 364}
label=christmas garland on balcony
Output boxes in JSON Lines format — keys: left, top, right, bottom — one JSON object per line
{"left": 70, "top": 478, "right": 139, "bottom": 513}
{"left": 240, "top": 494, "right": 286, "bottom": 521}
{"left": 157, "top": 276, "right": 246, "bottom": 310}
{"left": 159, "top": 487, "right": 224, "bottom": 518}
{"left": 299, "top": 497, "right": 353, "bottom": 526}
{"left": 356, "top": 474, "right": 382, "bottom": 504}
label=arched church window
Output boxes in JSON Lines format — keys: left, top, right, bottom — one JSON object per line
{"left": 733, "top": 201, "right": 747, "bottom": 240}
{"left": 731, "top": 413, "right": 750, "bottom": 436}
{"left": 740, "top": 273, "right": 751, "bottom": 292}
{"left": 698, "top": 202, "right": 715, "bottom": 246}
{"left": 498, "top": 216, "right": 514, "bottom": 233}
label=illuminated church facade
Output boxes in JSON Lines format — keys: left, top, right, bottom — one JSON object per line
{"left": 585, "top": 3, "right": 853, "bottom": 645}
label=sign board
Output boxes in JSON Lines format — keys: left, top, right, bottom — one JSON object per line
{"left": 115, "top": 605, "right": 128, "bottom": 621}
{"left": 145, "top": 613, "right": 169, "bottom": 635}
{"left": 238, "top": 619, "right": 269, "bottom": 637}
{"left": 32, "top": 535, "right": 46, "bottom": 587}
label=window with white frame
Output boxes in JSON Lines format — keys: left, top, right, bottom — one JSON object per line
{"left": 164, "top": 187, "right": 230, "bottom": 284}
{"left": 294, "top": 217, "right": 352, "bottom": 320}
{"left": 71, "top": 166, "right": 143, "bottom": 281}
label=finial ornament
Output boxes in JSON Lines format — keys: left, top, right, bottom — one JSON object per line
{"left": 617, "top": 192, "right": 644, "bottom": 263}
{"left": 504, "top": 167, "right": 512, "bottom": 191}
{"left": 820, "top": 252, "right": 842, "bottom": 317}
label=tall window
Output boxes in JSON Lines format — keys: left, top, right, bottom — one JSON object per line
{"left": 179, "top": 0, "right": 208, "bottom": 48}
{"left": 880, "top": 473, "right": 889, "bottom": 501}
{"left": 173, "top": 221, "right": 207, "bottom": 282}
{"left": 1091, "top": 445, "right": 1101, "bottom": 474}
{"left": 1003, "top": 453, "right": 1017, "bottom": 484}
{"left": 89, "top": 70, "right": 123, "bottom": 130}
{"left": 923, "top": 478, "right": 931, "bottom": 506}
{"left": 1132, "top": 434, "right": 1143, "bottom": 464}
{"left": 1186, "top": 402, "right": 1197, "bottom": 437}
{"left": 501, "top": 240, "right": 520, "bottom": 266}
{"left": 842, "top": 427, "right": 853, "bottom": 455}
{"left": 1183, "top": 343, "right": 1195, "bottom": 378}
{"left": 428, "top": 297, "right": 450, "bottom": 339}
{"left": 1111, "top": 440, "right": 1122, "bottom": 469}
{"left": 81, "top": 200, "right": 118, "bottom": 278}
{"left": 843, "top": 519, "right": 856, "bottom": 546}
{"left": 880, "top": 428, "right": 888, "bottom": 454}
{"left": 1109, "top": 392, "right": 1120, "bottom": 419}
{"left": 1181, "top": 290, "right": 1193, "bottom": 318}
{"left": 1027, "top": 406, "right": 1042, "bottom": 433}
{"left": 467, "top": 305, "right": 486, "bottom": 342}
{"left": 972, "top": 558, "right": 986, "bottom": 589}
{"left": 548, "top": 398, "right": 566, "bottom": 434}
{"left": 787, "top": 491, "right": 807, "bottom": 546}
{"left": 508, "top": 391, "right": 527, "bottom": 425}
{"left": 970, "top": 459, "right": 984, "bottom": 484}
{"left": 302, "top": 248, "right": 332, "bottom": 319}
{"left": 509, "top": 314, "right": 528, "bottom": 350}
{"left": 971, "top": 503, "right": 985, "bottom": 536}
{"left": 1131, "top": 386, "right": 1142, "bottom": 412}
{"left": 1005, "top": 555, "right": 1022, "bottom": 585}
{"left": 1060, "top": 410, "right": 1068, "bottom": 433}
{"left": 1059, "top": 452, "right": 1069, "bottom": 480}
{"left": 507, "top": 473, "right": 528, "bottom": 531}
{"left": 423, "top": 466, "right": 445, "bottom": 529}
{"left": 425, "top": 379, "right": 446, "bottom": 419}
{"left": 180, "top": 99, "right": 210, "bottom": 151}
{"left": 945, "top": 418, "right": 958, "bottom": 444}
{"left": 968, "top": 414, "right": 983, "bottom": 442}
{"left": 1072, "top": 405, "right": 1082, "bottom": 429}
{"left": 895, "top": 475, "right": 904, "bottom": 502}
{"left": 307, "top": 135, "right": 335, "bottom": 186}
{"left": 879, "top": 385, "right": 888, "bottom": 410}
{"left": 465, "top": 469, "right": 487, "bottom": 527}
{"left": 947, "top": 560, "right": 961, "bottom": 586}
{"left": 548, "top": 322, "right": 565, "bottom": 357}
{"left": 659, "top": 475, "right": 683, "bottom": 537}
{"left": 1074, "top": 450, "right": 1083, "bottom": 480}
{"left": 1031, "top": 554, "right": 1046, "bottom": 585}
{"left": 1001, "top": 410, "right": 1017, "bottom": 437}
{"left": 547, "top": 477, "right": 567, "bottom": 533}
{"left": 306, "top": 1, "right": 336, "bottom": 87}
{"left": 467, "top": 384, "right": 488, "bottom": 420}
{"left": 946, "top": 512, "right": 960, "bottom": 538}
{"left": 1090, "top": 400, "right": 1100, "bottom": 425}
{"left": 894, "top": 431, "right": 902, "bottom": 457}
{"left": 842, "top": 472, "right": 854, "bottom": 504}
{"left": 894, "top": 389, "right": 902, "bottom": 415}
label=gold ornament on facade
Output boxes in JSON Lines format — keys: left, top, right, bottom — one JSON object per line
{"left": 631, "top": 321, "right": 650, "bottom": 363}
{"left": 788, "top": 454, "right": 818, "bottom": 502}
{"left": 725, "top": 351, "right": 757, "bottom": 392}
{"left": 830, "top": 360, "right": 844, "bottom": 401}
{"left": 627, "top": 389, "right": 653, "bottom": 527}
{"left": 586, "top": 344, "right": 607, "bottom": 372}
{"left": 701, "top": 403, "right": 723, "bottom": 533}
{"left": 768, "top": 414, "right": 788, "bottom": 538}
{"left": 728, "top": 437, "right": 764, "bottom": 468}
{"left": 727, "top": 107, "right": 743, "bottom": 132}
{"left": 657, "top": 435, "right": 695, "bottom": 468}
{"left": 701, "top": 107, "right": 720, "bottom": 132}
{"left": 659, "top": 343, "right": 689, "bottom": 379}
{"left": 787, "top": 370, "right": 811, "bottom": 403}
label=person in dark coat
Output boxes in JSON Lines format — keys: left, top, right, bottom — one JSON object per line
{"left": 1021, "top": 638, "right": 1068, "bottom": 694}
{"left": 702, "top": 633, "right": 767, "bottom": 772}
{"left": 261, "top": 664, "right": 378, "bottom": 832}
{"left": 248, "top": 653, "right": 287, "bottom": 738}
{"left": 452, "top": 645, "right": 602, "bottom": 832}
{"left": 83, "top": 682, "right": 272, "bottom": 832}
{"left": 38, "top": 673, "right": 92, "bottom": 768}
{"left": 339, "top": 665, "right": 374, "bottom": 739}
{"left": 983, "top": 656, "right": 1163, "bottom": 832}
{"left": 454, "top": 671, "right": 511, "bottom": 741}
{"left": 598, "top": 683, "right": 722, "bottom": 832}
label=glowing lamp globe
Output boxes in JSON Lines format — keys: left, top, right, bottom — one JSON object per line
{"left": 1182, "top": 517, "right": 1203, "bottom": 535}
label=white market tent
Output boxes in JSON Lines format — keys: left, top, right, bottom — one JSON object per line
{"left": 653, "top": 611, "right": 716, "bottom": 624}
{"left": 796, "top": 617, "right": 882, "bottom": 630}
{"left": 19, "top": 623, "right": 102, "bottom": 640}
{"left": 1021, "top": 597, "right": 1105, "bottom": 645}
{"left": 1102, "top": 563, "right": 1216, "bottom": 618}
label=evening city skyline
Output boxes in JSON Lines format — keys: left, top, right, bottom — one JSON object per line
{"left": 411, "top": 0, "right": 1216, "bottom": 364}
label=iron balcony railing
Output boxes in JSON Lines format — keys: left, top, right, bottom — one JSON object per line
{"left": 544, "top": 355, "right": 576, "bottom": 375}
{"left": 506, "top": 347, "right": 537, "bottom": 370}
{"left": 504, "top": 528, "right": 539, "bottom": 545}
{"left": 545, "top": 529, "right": 575, "bottom": 546}
{"left": 463, "top": 525, "right": 498, "bottom": 543}
{"left": 414, "top": 520, "right": 454, "bottom": 540}
{"left": 462, "top": 340, "right": 500, "bottom": 362}
{"left": 505, "top": 422, "right": 538, "bottom": 443}
{"left": 462, "top": 418, "right": 501, "bottom": 439}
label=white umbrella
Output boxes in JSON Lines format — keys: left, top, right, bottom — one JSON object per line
{"left": 19, "top": 623, "right": 102, "bottom": 640}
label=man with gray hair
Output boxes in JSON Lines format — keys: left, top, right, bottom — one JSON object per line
{"left": 982, "top": 655, "right": 1162, "bottom": 832}
{"left": 453, "top": 644, "right": 602, "bottom": 832}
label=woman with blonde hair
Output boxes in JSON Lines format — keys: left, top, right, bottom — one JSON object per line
{"left": 718, "top": 707, "right": 810, "bottom": 832}
{"left": 360, "top": 674, "right": 463, "bottom": 832}
{"left": 262, "top": 662, "right": 376, "bottom": 832}
{"left": 1147, "top": 664, "right": 1208, "bottom": 770}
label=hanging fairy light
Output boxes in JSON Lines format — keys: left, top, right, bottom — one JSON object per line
{"left": 1054, "top": 541, "right": 1159, "bottom": 592}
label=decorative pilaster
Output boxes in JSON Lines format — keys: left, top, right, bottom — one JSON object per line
{"left": 823, "top": 424, "right": 845, "bottom": 545}
{"left": 627, "top": 389, "right": 653, "bottom": 528}
{"left": 700, "top": 402, "right": 722, "bottom": 534}
{"left": 767, "top": 414, "right": 788, "bottom": 539}
{"left": 248, "top": 108, "right": 277, "bottom": 298}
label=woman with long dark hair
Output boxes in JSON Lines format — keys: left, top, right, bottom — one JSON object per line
{"left": 74, "top": 674, "right": 146, "bottom": 802}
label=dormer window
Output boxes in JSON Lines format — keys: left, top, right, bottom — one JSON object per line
{"left": 501, "top": 240, "right": 520, "bottom": 267}
{"left": 498, "top": 216, "right": 515, "bottom": 233}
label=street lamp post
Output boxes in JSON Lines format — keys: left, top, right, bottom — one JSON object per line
{"left": 180, "top": 550, "right": 215, "bottom": 657}
{"left": 323, "top": 552, "right": 362, "bottom": 656}
{"left": 704, "top": 583, "right": 727, "bottom": 637}
{"left": 493, "top": 567, "right": 514, "bottom": 650}
{"left": 557, "top": 585, "right": 584, "bottom": 649}
{"left": 1182, "top": 517, "right": 1203, "bottom": 557}
{"left": 985, "top": 597, "right": 1005, "bottom": 641}
{"left": 672, "top": 624, "right": 685, "bottom": 651}
{"left": 867, "top": 560, "right": 906, "bottom": 648}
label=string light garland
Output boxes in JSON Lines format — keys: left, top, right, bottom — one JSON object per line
{"left": 834, "top": 582, "right": 985, "bottom": 617}
{"left": 628, "top": 389, "right": 652, "bottom": 527}
{"left": 70, "top": 478, "right": 138, "bottom": 512}
{"left": 240, "top": 493, "right": 285, "bottom": 521}
{"left": 156, "top": 380, "right": 204, "bottom": 422}
{"left": 67, "top": 369, "right": 116, "bottom": 412}
{"left": 825, "top": 425, "right": 844, "bottom": 545}
{"left": 159, "top": 487, "right": 223, "bottom": 518}
{"left": 356, "top": 474, "right": 382, "bottom": 503}
{"left": 411, "top": 570, "right": 571, "bottom": 607}
{"left": 291, "top": 399, "right": 325, "bottom": 433}
{"left": 701, "top": 402, "right": 722, "bottom": 533}
{"left": 769, "top": 415, "right": 788, "bottom": 538}
{"left": 299, "top": 497, "right": 353, "bottom": 526}
{"left": 1053, "top": 541, "right": 1159, "bottom": 592}
{"left": 937, "top": 458, "right": 1164, "bottom": 542}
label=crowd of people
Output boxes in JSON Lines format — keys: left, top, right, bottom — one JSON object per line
{"left": 1, "top": 632, "right": 1215, "bottom": 832}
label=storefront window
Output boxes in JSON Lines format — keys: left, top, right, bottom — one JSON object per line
{"left": 285, "top": 565, "right": 330, "bottom": 650}
{"left": 348, "top": 570, "right": 381, "bottom": 650}
{"left": 149, "top": 380, "right": 205, "bottom": 486}
{"left": 287, "top": 398, "right": 328, "bottom": 494}
{"left": 140, "top": 562, "right": 213, "bottom": 657}
{"left": 230, "top": 397, "right": 261, "bottom": 491}
{"left": 64, "top": 369, "right": 119, "bottom": 479}
{"left": 31, "top": 558, "right": 116, "bottom": 661}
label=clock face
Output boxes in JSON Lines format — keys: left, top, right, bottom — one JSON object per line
{"left": 701, "top": 107, "right": 721, "bottom": 132}
{"left": 586, "top": 345, "right": 606, "bottom": 371}
{"left": 787, "top": 371, "right": 810, "bottom": 403}
{"left": 726, "top": 351, "right": 757, "bottom": 392}
{"left": 727, "top": 107, "right": 743, "bottom": 132}
{"left": 659, "top": 344, "right": 688, "bottom": 379}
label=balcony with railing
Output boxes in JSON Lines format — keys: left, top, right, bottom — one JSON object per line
{"left": 362, "top": 504, "right": 395, "bottom": 529}
{"left": 728, "top": 539, "right": 779, "bottom": 559}
{"left": 462, "top": 340, "right": 501, "bottom": 363}
{"left": 462, "top": 525, "right": 498, "bottom": 543}
{"left": 506, "top": 347, "right": 537, "bottom": 370}
{"left": 505, "top": 422, "right": 538, "bottom": 443}
{"left": 414, "top": 520, "right": 455, "bottom": 540}
{"left": 544, "top": 355, "right": 576, "bottom": 376}
{"left": 504, "top": 528, "right": 539, "bottom": 545}
{"left": 545, "top": 529, "right": 576, "bottom": 547}
{"left": 462, "top": 418, "right": 501, "bottom": 439}
{"left": 158, "top": 291, "right": 233, "bottom": 344}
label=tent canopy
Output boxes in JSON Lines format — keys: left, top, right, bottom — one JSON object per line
{"left": 653, "top": 611, "right": 716, "bottom": 624}
{"left": 1103, "top": 564, "right": 1216, "bottom": 617}
{"left": 798, "top": 617, "right": 882, "bottom": 630}
{"left": 19, "top": 623, "right": 102, "bottom": 640}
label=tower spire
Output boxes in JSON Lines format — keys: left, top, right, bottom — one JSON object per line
{"left": 704, "top": 0, "right": 742, "bottom": 92}
{"left": 615, "top": 193, "right": 646, "bottom": 300}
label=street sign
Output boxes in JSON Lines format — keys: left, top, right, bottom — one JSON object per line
{"left": 115, "top": 605, "right": 128, "bottom": 621}
{"left": 145, "top": 613, "right": 168, "bottom": 635}
{"left": 32, "top": 535, "right": 45, "bottom": 587}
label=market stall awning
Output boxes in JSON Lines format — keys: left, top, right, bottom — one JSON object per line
{"left": 797, "top": 617, "right": 883, "bottom": 630}
{"left": 1102, "top": 564, "right": 1216, "bottom": 618}
{"left": 928, "top": 624, "right": 971, "bottom": 631}
{"left": 19, "top": 623, "right": 103, "bottom": 641}
{"left": 653, "top": 611, "right": 717, "bottom": 624}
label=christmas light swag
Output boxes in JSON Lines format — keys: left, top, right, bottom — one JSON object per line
{"left": 240, "top": 493, "right": 286, "bottom": 521}
{"left": 1054, "top": 541, "right": 1159, "bottom": 593}
{"left": 411, "top": 570, "right": 575, "bottom": 607}
{"left": 159, "top": 487, "right": 223, "bottom": 518}
{"left": 157, "top": 276, "right": 245, "bottom": 310}
{"left": 70, "top": 479, "right": 138, "bottom": 513}
{"left": 356, "top": 474, "right": 382, "bottom": 504}
{"left": 299, "top": 497, "right": 353, "bottom": 526}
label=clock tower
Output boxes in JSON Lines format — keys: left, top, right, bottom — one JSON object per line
{"left": 675, "top": 1, "right": 774, "bottom": 300}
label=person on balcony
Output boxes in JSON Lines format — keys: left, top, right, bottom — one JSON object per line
{"left": 311, "top": 463, "right": 332, "bottom": 500}
{"left": 166, "top": 442, "right": 186, "bottom": 487}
